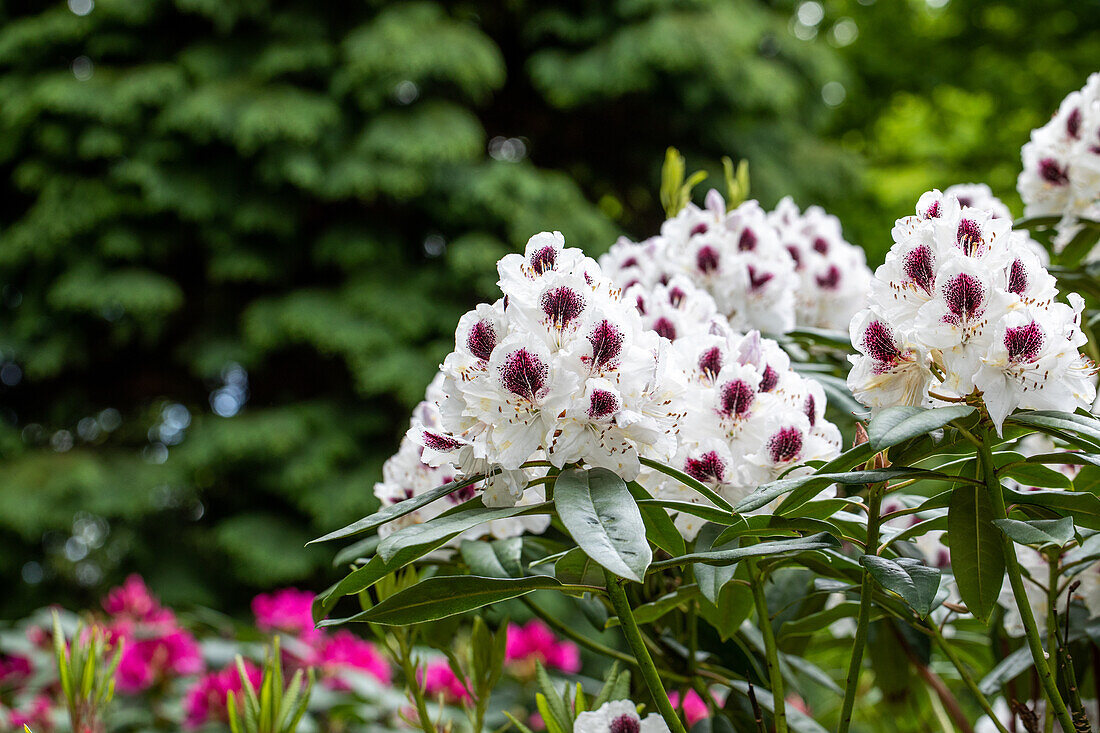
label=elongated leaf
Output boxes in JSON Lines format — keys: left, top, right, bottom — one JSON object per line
{"left": 861, "top": 556, "right": 940, "bottom": 616}
{"left": 378, "top": 502, "right": 551, "bottom": 562}
{"left": 1058, "top": 219, "right": 1100, "bottom": 267}
{"left": 948, "top": 484, "right": 1005, "bottom": 623}
{"left": 555, "top": 467, "right": 651, "bottom": 582}
{"left": 1008, "top": 411, "right": 1100, "bottom": 449}
{"left": 637, "top": 499, "right": 745, "bottom": 526}
{"left": 606, "top": 585, "right": 700, "bottom": 627}
{"left": 554, "top": 547, "right": 605, "bottom": 587}
{"left": 461, "top": 538, "right": 523, "bottom": 578}
{"left": 639, "top": 456, "right": 736, "bottom": 513}
{"left": 316, "top": 531, "right": 454, "bottom": 621}
{"left": 999, "top": 462, "right": 1073, "bottom": 489}
{"left": 994, "top": 517, "right": 1075, "bottom": 549}
{"left": 867, "top": 405, "right": 975, "bottom": 451}
{"left": 332, "top": 535, "right": 380, "bottom": 567}
{"left": 745, "top": 442, "right": 875, "bottom": 513}
{"left": 740, "top": 468, "right": 956, "bottom": 514}
{"left": 694, "top": 524, "right": 740, "bottom": 605}
{"left": 650, "top": 532, "right": 840, "bottom": 571}
{"left": 1004, "top": 487, "right": 1100, "bottom": 529}
{"left": 628, "top": 481, "right": 687, "bottom": 557}
{"left": 1024, "top": 452, "right": 1100, "bottom": 470}
{"left": 978, "top": 645, "right": 1035, "bottom": 696}
{"left": 324, "top": 575, "right": 569, "bottom": 626}
{"left": 308, "top": 474, "right": 483, "bottom": 544}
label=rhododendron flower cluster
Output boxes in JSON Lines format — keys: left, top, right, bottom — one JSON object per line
{"left": 602, "top": 192, "right": 798, "bottom": 334}
{"left": 375, "top": 375, "right": 551, "bottom": 537}
{"left": 768, "top": 196, "right": 872, "bottom": 330}
{"left": 847, "top": 189, "right": 1096, "bottom": 430}
{"left": 644, "top": 325, "right": 842, "bottom": 539}
{"left": 573, "top": 699, "right": 670, "bottom": 733}
{"left": 601, "top": 190, "right": 872, "bottom": 334}
{"left": 420, "top": 660, "right": 471, "bottom": 703}
{"left": 410, "top": 232, "right": 684, "bottom": 506}
{"left": 1018, "top": 72, "right": 1100, "bottom": 250}
{"left": 102, "top": 575, "right": 203, "bottom": 693}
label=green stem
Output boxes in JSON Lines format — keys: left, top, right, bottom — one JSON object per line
{"left": 1045, "top": 556, "right": 1059, "bottom": 733}
{"left": 837, "top": 481, "right": 884, "bottom": 733}
{"left": 976, "top": 430, "right": 1076, "bottom": 733}
{"left": 395, "top": 630, "right": 436, "bottom": 733}
{"left": 604, "top": 570, "right": 688, "bottom": 733}
{"left": 923, "top": 621, "right": 1010, "bottom": 733}
{"left": 748, "top": 559, "right": 787, "bottom": 733}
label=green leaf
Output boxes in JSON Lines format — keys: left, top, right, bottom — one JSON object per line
{"left": 555, "top": 467, "right": 652, "bottom": 583}
{"left": 947, "top": 484, "right": 1005, "bottom": 623}
{"left": 694, "top": 523, "right": 740, "bottom": 605}
{"left": 322, "top": 575, "right": 569, "bottom": 626}
{"left": 460, "top": 538, "right": 523, "bottom": 578}
{"left": 1004, "top": 487, "right": 1100, "bottom": 529}
{"left": 536, "top": 660, "right": 573, "bottom": 732}
{"left": 554, "top": 547, "right": 606, "bottom": 587}
{"left": 978, "top": 645, "right": 1034, "bottom": 696}
{"left": 628, "top": 481, "right": 687, "bottom": 558}
{"left": 650, "top": 532, "right": 841, "bottom": 571}
{"left": 860, "top": 556, "right": 940, "bottom": 616}
{"left": 377, "top": 502, "right": 550, "bottom": 562}
{"left": 637, "top": 499, "right": 745, "bottom": 526}
{"left": 308, "top": 474, "right": 483, "bottom": 544}
{"left": 606, "top": 584, "right": 700, "bottom": 628}
{"left": 1057, "top": 219, "right": 1100, "bottom": 267}
{"left": 867, "top": 405, "right": 976, "bottom": 451}
{"left": 740, "top": 467, "right": 955, "bottom": 514}
{"left": 1007, "top": 411, "right": 1100, "bottom": 450}
{"left": 993, "top": 517, "right": 1075, "bottom": 549}
{"left": 998, "top": 462, "right": 1073, "bottom": 489}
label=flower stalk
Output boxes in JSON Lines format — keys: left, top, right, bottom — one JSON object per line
{"left": 837, "top": 479, "right": 884, "bottom": 733}
{"left": 604, "top": 570, "right": 688, "bottom": 733}
{"left": 748, "top": 558, "right": 787, "bottom": 733}
{"left": 975, "top": 429, "right": 1076, "bottom": 733}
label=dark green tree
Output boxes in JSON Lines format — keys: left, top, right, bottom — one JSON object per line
{"left": 0, "top": 0, "right": 852, "bottom": 614}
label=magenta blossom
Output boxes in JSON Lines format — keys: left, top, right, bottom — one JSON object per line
{"left": 0, "top": 653, "right": 33, "bottom": 690}
{"left": 312, "top": 629, "right": 392, "bottom": 689}
{"left": 420, "top": 660, "right": 470, "bottom": 703}
{"left": 103, "top": 575, "right": 169, "bottom": 623}
{"left": 252, "top": 589, "right": 317, "bottom": 637}
{"left": 505, "top": 620, "right": 580, "bottom": 674}
{"left": 669, "top": 689, "right": 721, "bottom": 727}
{"left": 184, "top": 660, "right": 262, "bottom": 730}
{"left": 116, "top": 628, "right": 204, "bottom": 694}
{"left": 6, "top": 693, "right": 54, "bottom": 731}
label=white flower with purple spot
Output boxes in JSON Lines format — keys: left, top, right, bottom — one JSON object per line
{"left": 573, "top": 700, "right": 670, "bottom": 733}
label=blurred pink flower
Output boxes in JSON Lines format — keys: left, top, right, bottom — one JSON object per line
{"left": 312, "top": 629, "right": 392, "bottom": 689}
{"left": 420, "top": 660, "right": 470, "bottom": 703}
{"left": 6, "top": 693, "right": 54, "bottom": 731}
{"left": 668, "top": 689, "right": 717, "bottom": 727}
{"left": 116, "top": 628, "right": 204, "bottom": 694}
{"left": 505, "top": 620, "right": 580, "bottom": 674}
{"left": 252, "top": 589, "right": 317, "bottom": 637}
{"left": 103, "top": 575, "right": 164, "bottom": 622}
{"left": 0, "top": 653, "right": 33, "bottom": 690}
{"left": 183, "top": 660, "right": 261, "bottom": 730}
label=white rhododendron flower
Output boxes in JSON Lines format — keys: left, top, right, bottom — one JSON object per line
{"left": 768, "top": 196, "right": 872, "bottom": 330}
{"left": 639, "top": 329, "right": 842, "bottom": 539}
{"left": 848, "top": 189, "right": 1096, "bottom": 432}
{"left": 374, "top": 375, "right": 550, "bottom": 541}
{"left": 1018, "top": 72, "right": 1100, "bottom": 255}
{"left": 410, "top": 232, "right": 683, "bottom": 506}
{"left": 573, "top": 700, "right": 670, "bottom": 733}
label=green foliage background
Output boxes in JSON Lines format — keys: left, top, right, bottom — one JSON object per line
{"left": 0, "top": 0, "right": 1096, "bottom": 615}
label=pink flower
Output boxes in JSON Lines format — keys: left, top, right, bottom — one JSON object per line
{"left": 116, "top": 628, "right": 204, "bottom": 694}
{"left": 7, "top": 694, "right": 54, "bottom": 731}
{"left": 312, "top": 630, "right": 392, "bottom": 689}
{"left": 184, "top": 660, "right": 262, "bottom": 730}
{"left": 420, "top": 661, "right": 470, "bottom": 703}
{"left": 103, "top": 575, "right": 164, "bottom": 622}
{"left": 668, "top": 690, "right": 716, "bottom": 727}
{"left": 252, "top": 589, "right": 317, "bottom": 637}
{"left": 0, "top": 653, "right": 33, "bottom": 690}
{"left": 505, "top": 620, "right": 580, "bottom": 674}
